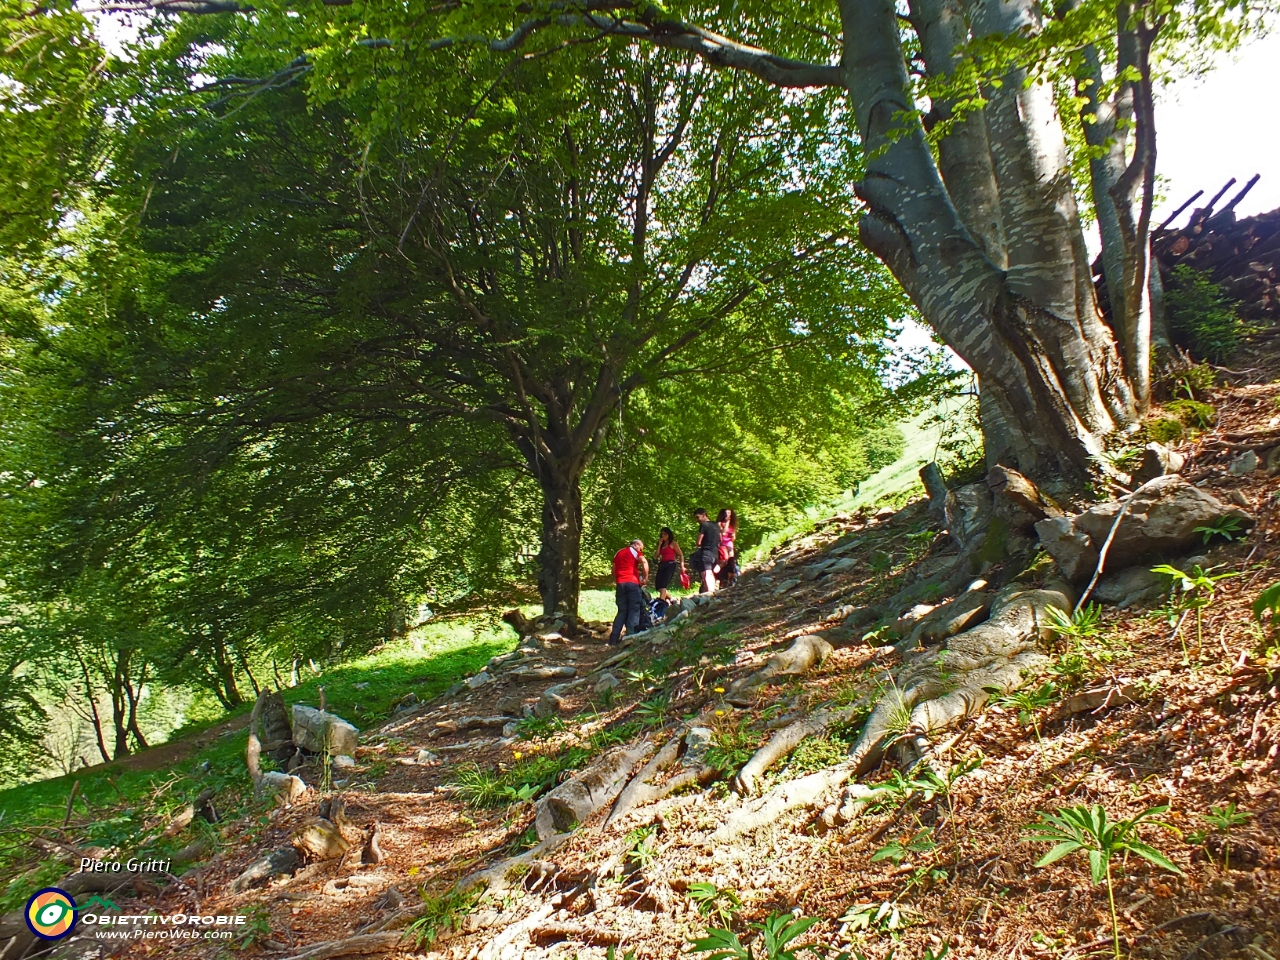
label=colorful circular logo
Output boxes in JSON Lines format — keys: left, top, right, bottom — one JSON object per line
{"left": 25, "top": 888, "right": 77, "bottom": 940}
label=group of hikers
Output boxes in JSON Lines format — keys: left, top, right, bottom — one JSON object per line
{"left": 609, "top": 508, "right": 738, "bottom": 646}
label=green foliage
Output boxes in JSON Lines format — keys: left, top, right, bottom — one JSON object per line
{"left": 840, "top": 900, "right": 922, "bottom": 935}
{"left": 1251, "top": 582, "right": 1280, "bottom": 629}
{"left": 405, "top": 888, "right": 480, "bottom": 946}
{"left": 1165, "top": 398, "right": 1217, "bottom": 429}
{"left": 625, "top": 825, "right": 659, "bottom": 869}
{"left": 1166, "top": 265, "right": 1241, "bottom": 364}
{"left": 706, "top": 717, "right": 761, "bottom": 775}
{"left": 1202, "top": 802, "right": 1250, "bottom": 871}
{"left": 1024, "top": 804, "right": 1181, "bottom": 959}
{"left": 1152, "top": 563, "right": 1238, "bottom": 661}
{"left": 871, "top": 827, "right": 937, "bottom": 865}
{"left": 1045, "top": 603, "right": 1105, "bottom": 641}
{"left": 688, "top": 913, "right": 822, "bottom": 960}
{"left": 987, "top": 682, "right": 1059, "bottom": 741}
{"left": 233, "top": 904, "right": 273, "bottom": 950}
{"left": 1194, "top": 515, "right": 1244, "bottom": 545}
{"left": 451, "top": 740, "right": 591, "bottom": 810}
{"left": 1147, "top": 418, "right": 1185, "bottom": 444}
{"left": 688, "top": 882, "right": 744, "bottom": 928}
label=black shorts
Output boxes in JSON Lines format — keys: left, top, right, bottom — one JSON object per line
{"left": 656, "top": 560, "right": 679, "bottom": 589}
{"left": 690, "top": 552, "right": 716, "bottom": 573}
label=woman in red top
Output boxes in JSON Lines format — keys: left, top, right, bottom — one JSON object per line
{"left": 717, "top": 509, "right": 738, "bottom": 587}
{"left": 654, "top": 527, "right": 685, "bottom": 603}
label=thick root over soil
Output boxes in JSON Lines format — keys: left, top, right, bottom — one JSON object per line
{"left": 534, "top": 741, "right": 653, "bottom": 840}
{"left": 847, "top": 579, "right": 1072, "bottom": 774}
{"left": 735, "top": 703, "right": 864, "bottom": 796}
{"left": 726, "top": 634, "right": 833, "bottom": 706}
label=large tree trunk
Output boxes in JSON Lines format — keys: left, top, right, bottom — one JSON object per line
{"left": 843, "top": 0, "right": 1139, "bottom": 483}
{"left": 534, "top": 468, "right": 584, "bottom": 623}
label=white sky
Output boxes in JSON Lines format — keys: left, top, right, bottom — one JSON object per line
{"left": 1154, "top": 30, "right": 1280, "bottom": 226}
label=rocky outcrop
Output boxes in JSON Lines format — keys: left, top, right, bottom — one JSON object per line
{"left": 1034, "top": 476, "right": 1252, "bottom": 582}
{"left": 291, "top": 705, "right": 360, "bottom": 757}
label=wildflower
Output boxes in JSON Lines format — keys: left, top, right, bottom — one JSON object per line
{"left": 714, "top": 687, "right": 725, "bottom": 694}
{"left": 513, "top": 751, "right": 523, "bottom": 760}
{"left": 715, "top": 709, "right": 725, "bottom": 716}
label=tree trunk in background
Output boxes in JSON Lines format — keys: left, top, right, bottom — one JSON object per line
{"left": 534, "top": 468, "right": 584, "bottom": 623}
{"left": 842, "top": 0, "right": 1138, "bottom": 483}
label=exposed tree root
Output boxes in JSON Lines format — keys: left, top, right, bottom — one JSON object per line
{"left": 535, "top": 741, "right": 654, "bottom": 840}
{"left": 847, "top": 580, "right": 1072, "bottom": 775}
{"left": 274, "top": 932, "right": 406, "bottom": 960}
{"left": 735, "top": 703, "right": 865, "bottom": 796}
{"left": 455, "top": 834, "right": 573, "bottom": 896}
{"left": 726, "top": 634, "right": 833, "bottom": 706}
{"left": 711, "top": 762, "right": 862, "bottom": 842}
{"left": 607, "top": 736, "right": 681, "bottom": 826}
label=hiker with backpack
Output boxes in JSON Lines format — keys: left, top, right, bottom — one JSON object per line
{"left": 691, "top": 508, "right": 721, "bottom": 594}
{"left": 653, "top": 527, "right": 686, "bottom": 604}
{"left": 609, "top": 539, "right": 649, "bottom": 646}
{"left": 717, "top": 509, "right": 739, "bottom": 587}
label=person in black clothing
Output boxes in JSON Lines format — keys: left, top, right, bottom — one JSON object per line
{"left": 691, "top": 507, "right": 721, "bottom": 594}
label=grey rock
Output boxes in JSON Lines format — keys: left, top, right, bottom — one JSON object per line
{"left": 332, "top": 754, "right": 356, "bottom": 770}
{"left": 509, "top": 665, "right": 577, "bottom": 679}
{"left": 773, "top": 578, "right": 802, "bottom": 596}
{"left": 502, "top": 722, "right": 521, "bottom": 738}
{"left": 465, "top": 671, "right": 493, "bottom": 689}
{"left": 1091, "top": 565, "right": 1166, "bottom": 608}
{"left": 802, "top": 559, "right": 837, "bottom": 581}
{"left": 1133, "top": 442, "right": 1185, "bottom": 484}
{"left": 759, "top": 575, "right": 774, "bottom": 585}
{"left": 290, "top": 705, "right": 359, "bottom": 757}
{"left": 593, "top": 672, "right": 621, "bottom": 695}
{"left": 495, "top": 695, "right": 525, "bottom": 717}
{"left": 1229, "top": 450, "right": 1260, "bottom": 476}
{"left": 415, "top": 749, "right": 439, "bottom": 764}
{"left": 1035, "top": 475, "right": 1253, "bottom": 582}
{"left": 683, "top": 726, "right": 714, "bottom": 767}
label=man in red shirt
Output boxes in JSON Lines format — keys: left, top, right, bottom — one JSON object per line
{"left": 609, "top": 539, "right": 649, "bottom": 646}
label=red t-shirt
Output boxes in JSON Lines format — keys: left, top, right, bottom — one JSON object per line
{"left": 613, "top": 546, "right": 643, "bottom": 585}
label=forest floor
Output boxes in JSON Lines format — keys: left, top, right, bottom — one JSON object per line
{"left": 6, "top": 362, "right": 1280, "bottom": 960}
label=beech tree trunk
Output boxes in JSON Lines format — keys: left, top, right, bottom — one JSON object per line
{"left": 846, "top": 0, "right": 1139, "bottom": 483}
{"left": 535, "top": 468, "right": 585, "bottom": 623}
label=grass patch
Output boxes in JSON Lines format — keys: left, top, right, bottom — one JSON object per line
{"left": 0, "top": 621, "right": 510, "bottom": 912}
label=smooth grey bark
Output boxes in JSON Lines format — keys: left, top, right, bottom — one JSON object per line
{"left": 841, "top": 0, "right": 1136, "bottom": 480}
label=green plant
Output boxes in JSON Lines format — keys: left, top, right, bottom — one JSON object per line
{"left": 987, "top": 682, "right": 1058, "bottom": 742}
{"left": 871, "top": 827, "right": 936, "bottom": 865}
{"left": 840, "top": 900, "right": 921, "bottom": 934}
{"left": 1202, "top": 802, "right": 1250, "bottom": 871}
{"left": 688, "top": 882, "right": 744, "bottom": 927}
{"left": 605, "top": 948, "right": 637, "bottom": 960}
{"left": 1045, "top": 603, "right": 1104, "bottom": 641}
{"left": 688, "top": 913, "right": 822, "bottom": 960}
{"left": 625, "top": 824, "right": 659, "bottom": 869}
{"left": 634, "top": 695, "right": 671, "bottom": 729}
{"left": 1166, "top": 264, "right": 1241, "bottom": 363}
{"left": 451, "top": 762, "right": 507, "bottom": 808}
{"left": 233, "top": 904, "right": 272, "bottom": 950}
{"left": 1165, "top": 398, "right": 1216, "bottom": 429}
{"left": 405, "top": 889, "right": 480, "bottom": 946}
{"left": 1023, "top": 804, "right": 1182, "bottom": 960}
{"left": 1050, "top": 651, "right": 1090, "bottom": 686}
{"left": 1152, "top": 563, "right": 1239, "bottom": 662}
{"left": 1193, "top": 515, "right": 1244, "bottom": 545}
{"left": 1253, "top": 582, "right": 1280, "bottom": 629}
{"left": 706, "top": 717, "right": 761, "bottom": 774}
{"left": 514, "top": 714, "right": 565, "bottom": 740}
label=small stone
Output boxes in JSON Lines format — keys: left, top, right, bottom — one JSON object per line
{"left": 875, "top": 506, "right": 896, "bottom": 519}
{"left": 332, "top": 755, "right": 356, "bottom": 770}
{"left": 758, "top": 575, "right": 774, "bottom": 584}
{"left": 773, "top": 578, "right": 801, "bottom": 596}
{"left": 415, "top": 749, "right": 439, "bottom": 764}
{"left": 1133, "top": 442, "right": 1185, "bottom": 484}
{"left": 1229, "top": 450, "right": 1259, "bottom": 476}
{"left": 352, "top": 682, "right": 369, "bottom": 690}
{"left": 593, "top": 672, "right": 621, "bottom": 694}
{"left": 495, "top": 695, "right": 524, "bottom": 716}
{"left": 502, "top": 722, "right": 521, "bottom": 738}
{"left": 466, "top": 672, "right": 492, "bottom": 689}
{"left": 684, "top": 726, "right": 714, "bottom": 766}
{"left": 1227, "top": 488, "right": 1251, "bottom": 508}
